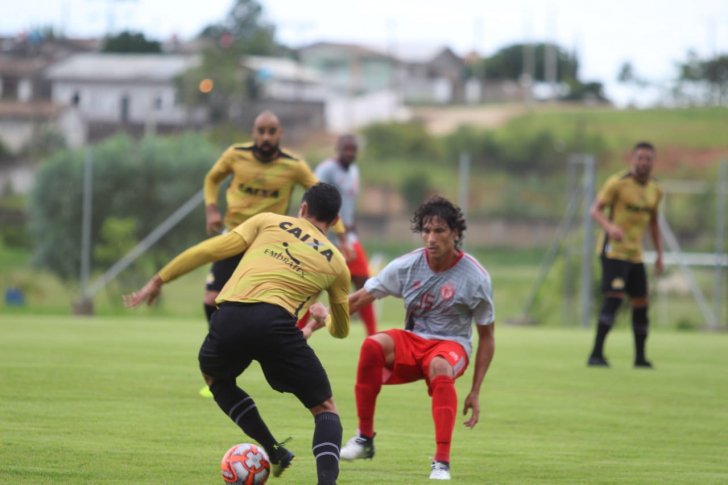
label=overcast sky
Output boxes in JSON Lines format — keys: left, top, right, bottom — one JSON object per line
{"left": 2, "top": 0, "right": 727, "bottom": 102}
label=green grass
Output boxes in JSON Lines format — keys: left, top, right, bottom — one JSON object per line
{"left": 1, "top": 314, "right": 726, "bottom": 484}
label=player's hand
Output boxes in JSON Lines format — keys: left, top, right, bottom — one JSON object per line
{"left": 654, "top": 254, "right": 664, "bottom": 276}
{"left": 309, "top": 302, "right": 329, "bottom": 324}
{"left": 206, "top": 204, "right": 223, "bottom": 235}
{"left": 122, "top": 275, "right": 163, "bottom": 308}
{"left": 607, "top": 224, "right": 624, "bottom": 242}
{"left": 462, "top": 392, "right": 480, "bottom": 429}
{"left": 339, "top": 242, "right": 355, "bottom": 262}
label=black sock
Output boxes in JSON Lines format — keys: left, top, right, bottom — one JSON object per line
{"left": 204, "top": 304, "right": 216, "bottom": 325}
{"left": 632, "top": 307, "right": 649, "bottom": 362}
{"left": 313, "top": 412, "right": 342, "bottom": 485}
{"left": 592, "top": 297, "right": 621, "bottom": 357}
{"left": 209, "top": 380, "right": 277, "bottom": 458}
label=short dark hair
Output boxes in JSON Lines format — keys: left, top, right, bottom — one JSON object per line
{"left": 302, "top": 183, "right": 342, "bottom": 224}
{"left": 633, "top": 141, "right": 655, "bottom": 153}
{"left": 411, "top": 196, "right": 467, "bottom": 248}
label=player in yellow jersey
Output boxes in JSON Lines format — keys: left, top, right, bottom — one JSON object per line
{"left": 202, "top": 110, "right": 349, "bottom": 324}
{"left": 587, "top": 142, "right": 664, "bottom": 369}
{"left": 123, "top": 183, "right": 350, "bottom": 485}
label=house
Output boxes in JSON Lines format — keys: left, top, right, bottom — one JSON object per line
{"left": 44, "top": 53, "right": 206, "bottom": 139}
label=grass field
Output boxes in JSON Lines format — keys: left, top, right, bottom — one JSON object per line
{"left": 1, "top": 314, "right": 727, "bottom": 484}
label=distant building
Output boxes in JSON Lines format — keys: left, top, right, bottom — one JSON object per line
{"left": 45, "top": 53, "right": 206, "bottom": 140}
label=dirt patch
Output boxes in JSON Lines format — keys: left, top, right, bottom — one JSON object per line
{"left": 409, "top": 104, "right": 526, "bottom": 135}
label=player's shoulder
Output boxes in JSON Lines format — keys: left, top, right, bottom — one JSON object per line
{"left": 278, "top": 146, "right": 303, "bottom": 162}
{"left": 395, "top": 248, "right": 427, "bottom": 265}
{"left": 606, "top": 170, "right": 632, "bottom": 184}
{"left": 230, "top": 142, "right": 255, "bottom": 152}
{"left": 459, "top": 252, "right": 491, "bottom": 281}
{"left": 316, "top": 158, "right": 338, "bottom": 171}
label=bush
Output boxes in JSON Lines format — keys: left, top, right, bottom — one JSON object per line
{"left": 28, "top": 132, "right": 219, "bottom": 282}
{"left": 361, "top": 121, "right": 443, "bottom": 161}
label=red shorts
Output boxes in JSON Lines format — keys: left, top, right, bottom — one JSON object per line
{"left": 381, "top": 329, "right": 469, "bottom": 390}
{"left": 347, "top": 240, "right": 370, "bottom": 277}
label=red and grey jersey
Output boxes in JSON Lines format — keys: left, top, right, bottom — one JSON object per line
{"left": 314, "top": 158, "right": 360, "bottom": 230}
{"left": 364, "top": 249, "right": 495, "bottom": 358}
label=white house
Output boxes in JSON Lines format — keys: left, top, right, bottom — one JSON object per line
{"left": 45, "top": 53, "right": 205, "bottom": 128}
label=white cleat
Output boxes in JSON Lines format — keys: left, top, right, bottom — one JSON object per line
{"left": 430, "top": 461, "right": 451, "bottom": 480}
{"left": 340, "top": 434, "right": 375, "bottom": 461}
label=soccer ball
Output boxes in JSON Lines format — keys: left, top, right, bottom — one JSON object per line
{"left": 221, "top": 443, "right": 271, "bottom": 485}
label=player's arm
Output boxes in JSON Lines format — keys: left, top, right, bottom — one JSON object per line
{"left": 462, "top": 323, "right": 495, "bottom": 429}
{"left": 204, "top": 149, "right": 233, "bottom": 235}
{"left": 323, "top": 269, "right": 352, "bottom": 338}
{"left": 123, "top": 231, "right": 248, "bottom": 308}
{"left": 349, "top": 287, "right": 376, "bottom": 314}
{"left": 649, "top": 208, "right": 664, "bottom": 275}
{"left": 590, "top": 184, "right": 623, "bottom": 241}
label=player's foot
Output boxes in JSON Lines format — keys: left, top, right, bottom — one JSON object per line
{"left": 271, "top": 441, "right": 295, "bottom": 478}
{"left": 587, "top": 355, "right": 610, "bottom": 367}
{"left": 340, "top": 432, "right": 375, "bottom": 461}
{"left": 430, "top": 461, "right": 451, "bottom": 480}
{"left": 634, "top": 359, "right": 653, "bottom": 369}
{"left": 199, "top": 385, "right": 213, "bottom": 398}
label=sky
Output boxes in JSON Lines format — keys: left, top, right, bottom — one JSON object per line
{"left": 2, "top": 0, "right": 727, "bottom": 104}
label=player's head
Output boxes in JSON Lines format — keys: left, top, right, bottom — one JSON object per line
{"left": 300, "top": 182, "right": 342, "bottom": 226}
{"left": 631, "top": 141, "right": 656, "bottom": 180}
{"left": 336, "top": 134, "right": 358, "bottom": 167}
{"left": 253, "top": 110, "right": 282, "bottom": 159}
{"left": 411, "top": 196, "right": 467, "bottom": 253}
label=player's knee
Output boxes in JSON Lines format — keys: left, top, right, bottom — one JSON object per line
{"left": 427, "top": 374, "right": 455, "bottom": 397}
{"left": 204, "top": 291, "right": 219, "bottom": 306}
{"left": 598, "top": 296, "right": 623, "bottom": 327}
{"left": 202, "top": 373, "right": 216, "bottom": 387}
{"left": 310, "top": 398, "right": 338, "bottom": 416}
{"left": 631, "top": 296, "right": 649, "bottom": 307}
{"left": 361, "top": 334, "right": 392, "bottom": 364}
{"left": 429, "top": 357, "right": 454, "bottom": 379}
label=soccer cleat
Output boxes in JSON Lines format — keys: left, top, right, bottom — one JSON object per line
{"left": 429, "top": 461, "right": 451, "bottom": 480}
{"left": 587, "top": 355, "right": 610, "bottom": 367}
{"left": 199, "top": 385, "right": 213, "bottom": 398}
{"left": 634, "top": 359, "right": 654, "bottom": 369}
{"left": 271, "top": 438, "right": 295, "bottom": 477}
{"left": 340, "top": 433, "right": 375, "bottom": 461}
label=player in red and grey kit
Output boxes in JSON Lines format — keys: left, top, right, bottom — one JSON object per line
{"left": 297, "top": 134, "right": 377, "bottom": 336}
{"left": 306, "top": 196, "right": 496, "bottom": 480}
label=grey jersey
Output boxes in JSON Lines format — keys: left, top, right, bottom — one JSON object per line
{"left": 315, "top": 158, "right": 360, "bottom": 230}
{"left": 364, "top": 249, "right": 495, "bottom": 358}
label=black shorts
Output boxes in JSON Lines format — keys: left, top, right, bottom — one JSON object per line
{"left": 198, "top": 302, "right": 333, "bottom": 409}
{"left": 206, "top": 252, "right": 244, "bottom": 292}
{"left": 600, "top": 256, "right": 648, "bottom": 297}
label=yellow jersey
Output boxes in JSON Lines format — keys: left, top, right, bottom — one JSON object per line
{"left": 596, "top": 170, "right": 663, "bottom": 263}
{"left": 204, "top": 143, "right": 319, "bottom": 230}
{"left": 158, "top": 213, "right": 351, "bottom": 338}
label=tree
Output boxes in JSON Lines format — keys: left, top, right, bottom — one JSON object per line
{"left": 28, "top": 133, "right": 219, "bottom": 283}
{"left": 178, "top": 0, "right": 283, "bottom": 122}
{"left": 676, "top": 51, "right": 728, "bottom": 105}
{"left": 478, "top": 43, "right": 579, "bottom": 83}
{"left": 103, "top": 31, "right": 162, "bottom": 53}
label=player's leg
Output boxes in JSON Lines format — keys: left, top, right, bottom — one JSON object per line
{"left": 589, "top": 257, "right": 626, "bottom": 367}
{"left": 425, "top": 342, "right": 468, "bottom": 480}
{"left": 349, "top": 241, "right": 377, "bottom": 336}
{"left": 628, "top": 263, "right": 652, "bottom": 368}
{"left": 341, "top": 332, "right": 396, "bottom": 460}
{"left": 199, "top": 305, "right": 284, "bottom": 463}
{"left": 309, "top": 399, "right": 342, "bottom": 485}
{"left": 257, "top": 312, "right": 341, "bottom": 482}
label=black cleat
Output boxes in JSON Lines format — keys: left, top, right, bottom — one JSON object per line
{"left": 587, "top": 355, "right": 610, "bottom": 367}
{"left": 271, "top": 438, "right": 295, "bottom": 477}
{"left": 634, "top": 359, "right": 654, "bottom": 369}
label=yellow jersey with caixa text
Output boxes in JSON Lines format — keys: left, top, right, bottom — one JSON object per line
{"left": 596, "top": 170, "right": 662, "bottom": 263}
{"left": 158, "top": 213, "right": 350, "bottom": 338}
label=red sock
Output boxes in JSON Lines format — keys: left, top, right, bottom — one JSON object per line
{"left": 429, "top": 375, "right": 457, "bottom": 463}
{"left": 355, "top": 338, "right": 385, "bottom": 438}
{"left": 358, "top": 303, "right": 377, "bottom": 336}
{"left": 296, "top": 310, "right": 310, "bottom": 330}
